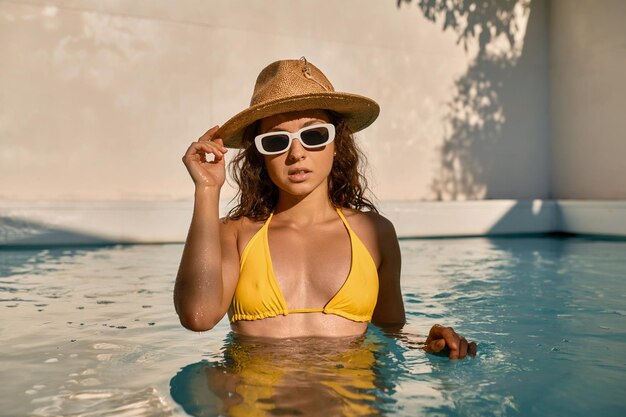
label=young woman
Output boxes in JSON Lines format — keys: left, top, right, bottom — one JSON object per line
{"left": 174, "top": 58, "right": 476, "bottom": 359}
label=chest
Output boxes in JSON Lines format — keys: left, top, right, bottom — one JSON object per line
{"left": 267, "top": 223, "right": 352, "bottom": 300}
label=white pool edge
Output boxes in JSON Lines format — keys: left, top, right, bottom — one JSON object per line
{"left": 1, "top": 199, "right": 625, "bottom": 246}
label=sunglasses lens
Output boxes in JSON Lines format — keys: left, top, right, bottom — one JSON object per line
{"left": 261, "top": 134, "right": 290, "bottom": 153}
{"left": 300, "top": 126, "right": 331, "bottom": 147}
{"left": 256, "top": 125, "right": 334, "bottom": 154}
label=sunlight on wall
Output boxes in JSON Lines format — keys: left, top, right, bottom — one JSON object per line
{"left": 6, "top": 0, "right": 619, "bottom": 204}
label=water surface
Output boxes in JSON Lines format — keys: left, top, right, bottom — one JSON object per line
{"left": 1, "top": 236, "right": 625, "bottom": 416}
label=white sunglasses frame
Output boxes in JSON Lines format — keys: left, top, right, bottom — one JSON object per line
{"left": 254, "top": 123, "right": 336, "bottom": 155}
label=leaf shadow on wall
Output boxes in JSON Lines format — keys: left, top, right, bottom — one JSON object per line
{"left": 398, "top": 0, "right": 550, "bottom": 200}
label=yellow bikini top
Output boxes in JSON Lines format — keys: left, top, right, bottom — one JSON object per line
{"left": 230, "top": 208, "right": 379, "bottom": 323}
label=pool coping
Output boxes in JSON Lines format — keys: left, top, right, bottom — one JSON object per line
{"left": 1, "top": 199, "right": 625, "bottom": 246}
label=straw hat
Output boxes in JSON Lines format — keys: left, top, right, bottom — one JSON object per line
{"left": 216, "top": 57, "right": 380, "bottom": 148}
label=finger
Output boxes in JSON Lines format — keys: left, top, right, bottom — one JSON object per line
{"left": 425, "top": 324, "right": 444, "bottom": 345}
{"left": 184, "top": 141, "right": 220, "bottom": 158}
{"left": 423, "top": 338, "right": 446, "bottom": 353}
{"left": 441, "top": 327, "right": 460, "bottom": 355}
{"left": 428, "top": 325, "right": 461, "bottom": 359}
{"left": 457, "top": 338, "right": 468, "bottom": 360}
{"left": 198, "top": 125, "right": 220, "bottom": 142}
{"left": 468, "top": 342, "right": 477, "bottom": 356}
{"left": 198, "top": 131, "right": 227, "bottom": 154}
{"left": 212, "top": 137, "right": 228, "bottom": 153}
{"left": 183, "top": 142, "right": 226, "bottom": 162}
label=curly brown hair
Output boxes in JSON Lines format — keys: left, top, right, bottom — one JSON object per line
{"left": 226, "top": 114, "right": 378, "bottom": 221}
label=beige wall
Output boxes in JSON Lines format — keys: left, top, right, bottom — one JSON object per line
{"left": 0, "top": 0, "right": 555, "bottom": 203}
{"left": 550, "top": 0, "right": 626, "bottom": 199}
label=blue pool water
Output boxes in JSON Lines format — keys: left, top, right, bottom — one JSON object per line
{"left": 0, "top": 236, "right": 625, "bottom": 416}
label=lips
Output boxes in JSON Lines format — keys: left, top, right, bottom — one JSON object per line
{"left": 287, "top": 167, "right": 312, "bottom": 182}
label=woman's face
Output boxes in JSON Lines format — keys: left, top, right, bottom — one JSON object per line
{"left": 258, "top": 110, "right": 335, "bottom": 199}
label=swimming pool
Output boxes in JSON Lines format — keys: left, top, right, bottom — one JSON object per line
{"left": 1, "top": 236, "right": 624, "bottom": 416}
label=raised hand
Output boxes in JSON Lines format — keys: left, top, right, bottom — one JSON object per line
{"left": 423, "top": 324, "right": 477, "bottom": 359}
{"left": 182, "top": 125, "right": 228, "bottom": 188}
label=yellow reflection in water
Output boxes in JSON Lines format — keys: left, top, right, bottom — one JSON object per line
{"left": 171, "top": 334, "right": 383, "bottom": 417}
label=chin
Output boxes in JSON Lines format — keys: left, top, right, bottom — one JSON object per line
{"left": 281, "top": 184, "right": 317, "bottom": 197}
{"left": 277, "top": 179, "right": 325, "bottom": 197}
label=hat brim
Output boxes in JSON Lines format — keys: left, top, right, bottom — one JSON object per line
{"left": 216, "top": 92, "right": 380, "bottom": 148}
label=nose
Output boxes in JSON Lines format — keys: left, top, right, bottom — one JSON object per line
{"left": 286, "top": 139, "right": 305, "bottom": 161}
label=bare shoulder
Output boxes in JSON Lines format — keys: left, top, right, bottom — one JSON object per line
{"left": 341, "top": 208, "right": 398, "bottom": 240}
{"left": 218, "top": 216, "right": 242, "bottom": 237}
{"left": 219, "top": 215, "right": 266, "bottom": 254}
{"left": 340, "top": 208, "right": 399, "bottom": 266}
{"left": 219, "top": 215, "right": 262, "bottom": 230}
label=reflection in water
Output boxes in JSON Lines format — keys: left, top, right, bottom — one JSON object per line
{"left": 170, "top": 330, "right": 404, "bottom": 417}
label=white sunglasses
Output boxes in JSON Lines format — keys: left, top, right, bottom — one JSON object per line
{"left": 254, "top": 123, "right": 336, "bottom": 155}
